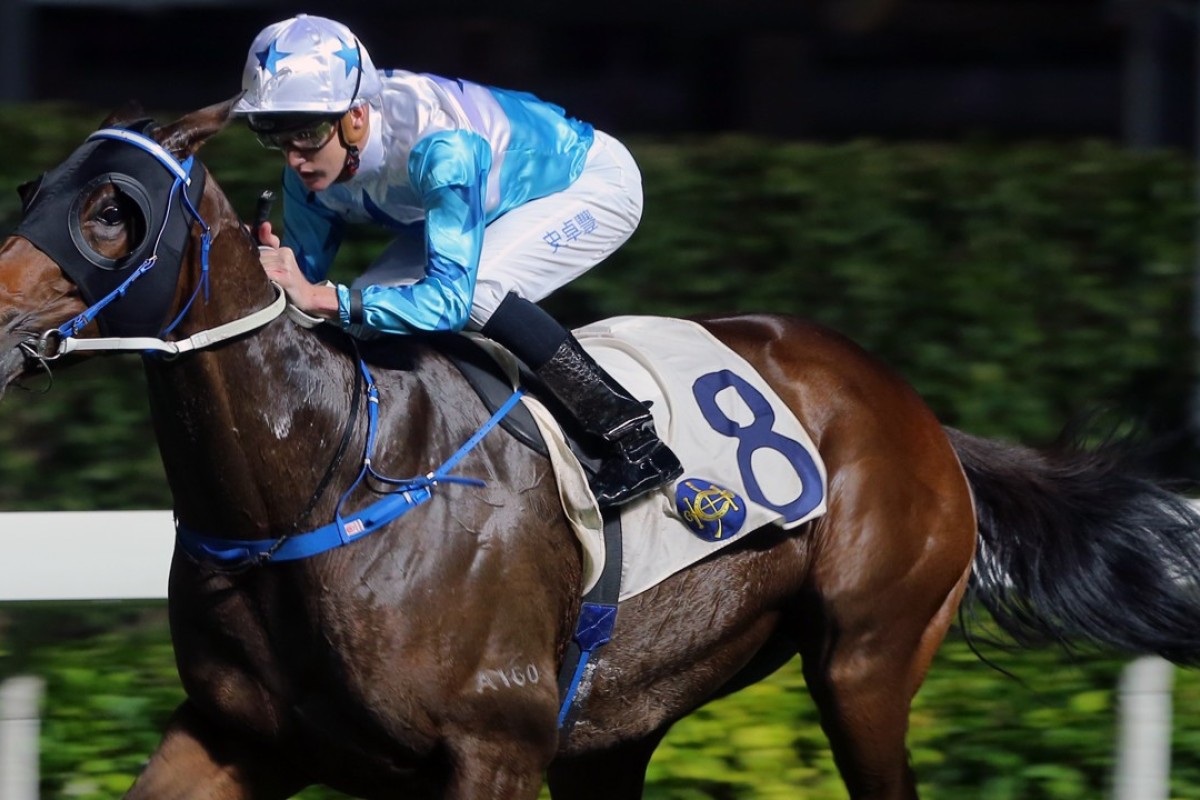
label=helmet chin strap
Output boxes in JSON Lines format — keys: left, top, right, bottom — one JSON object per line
{"left": 338, "top": 111, "right": 366, "bottom": 177}
{"left": 342, "top": 141, "right": 361, "bottom": 177}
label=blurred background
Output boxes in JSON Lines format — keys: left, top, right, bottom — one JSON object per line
{"left": 4, "top": 0, "right": 1200, "bottom": 798}
{"left": 3, "top": 0, "right": 1198, "bottom": 145}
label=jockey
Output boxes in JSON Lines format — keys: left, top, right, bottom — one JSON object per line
{"left": 232, "top": 14, "right": 681, "bottom": 508}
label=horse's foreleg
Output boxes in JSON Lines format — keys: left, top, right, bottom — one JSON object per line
{"left": 124, "top": 701, "right": 301, "bottom": 800}
{"left": 441, "top": 734, "right": 551, "bottom": 800}
{"left": 546, "top": 733, "right": 666, "bottom": 800}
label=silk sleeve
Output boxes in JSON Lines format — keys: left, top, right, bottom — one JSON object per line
{"left": 337, "top": 130, "right": 493, "bottom": 334}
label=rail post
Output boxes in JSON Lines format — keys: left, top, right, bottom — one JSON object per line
{"left": 0, "top": 676, "right": 44, "bottom": 800}
{"left": 1113, "top": 655, "right": 1174, "bottom": 800}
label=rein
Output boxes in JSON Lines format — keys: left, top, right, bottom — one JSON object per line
{"left": 25, "top": 286, "right": 287, "bottom": 360}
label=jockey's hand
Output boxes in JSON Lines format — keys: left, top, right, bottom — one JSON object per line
{"left": 255, "top": 220, "right": 282, "bottom": 249}
{"left": 257, "top": 244, "right": 339, "bottom": 320}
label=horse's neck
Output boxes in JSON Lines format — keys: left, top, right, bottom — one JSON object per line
{"left": 145, "top": 319, "right": 359, "bottom": 534}
{"left": 143, "top": 221, "right": 436, "bottom": 538}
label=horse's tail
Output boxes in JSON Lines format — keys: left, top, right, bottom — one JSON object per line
{"left": 945, "top": 426, "right": 1200, "bottom": 666}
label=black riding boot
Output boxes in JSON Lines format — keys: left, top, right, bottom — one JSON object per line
{"left": 482, "top": 294, "right": 683, "bottom": 508}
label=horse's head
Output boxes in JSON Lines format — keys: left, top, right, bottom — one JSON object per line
{"left": 0, "top": 98, "right": 241, "bottom": 398}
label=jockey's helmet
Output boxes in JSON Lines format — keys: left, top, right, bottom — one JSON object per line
{"left": 232, "top": 14, "right": 382, "bottom": 122}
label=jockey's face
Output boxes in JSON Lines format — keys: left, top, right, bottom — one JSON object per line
{"left": 277, "top": 106, "right": 368, "bottom": 193}
{"left": 282, "top": 121, "right": 348, "bottom": 193}
{"left": 248, "top": 111, "right": 348, "bottom": 193}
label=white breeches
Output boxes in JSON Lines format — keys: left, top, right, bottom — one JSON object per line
{"left": 352, "top": 129, "right": 644, "bottom": 329}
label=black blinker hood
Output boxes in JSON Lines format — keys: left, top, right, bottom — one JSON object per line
{"left": 14, "top": 120, "right": 207, "bottom": 338}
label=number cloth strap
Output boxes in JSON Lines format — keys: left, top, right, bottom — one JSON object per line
{"left": 556, "top": 506, "right": 623, "bottom": 732}
{"left": 556, "top": 601, "right": 617, "bottom": 729}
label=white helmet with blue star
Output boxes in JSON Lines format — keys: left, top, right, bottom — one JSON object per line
{"left": 233, "top": 14, "right": 382, "bottom": 117}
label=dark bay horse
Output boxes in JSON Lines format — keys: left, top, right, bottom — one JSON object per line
{"left": 3, "top": 100, "right": 1200, "bottom": 800}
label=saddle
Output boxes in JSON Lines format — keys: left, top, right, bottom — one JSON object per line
{"left": 425, "top": 331, "right": 607, "bottom": 477}
{"left": 360, "top": 315, "right": 830, "bottom": 734}
{"left": 353, "top": 314, "right": 828, "bottom": 599}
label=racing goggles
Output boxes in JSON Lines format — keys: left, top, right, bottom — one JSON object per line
{"left": 248, "top": 114, "right": 342, "bottom": 152}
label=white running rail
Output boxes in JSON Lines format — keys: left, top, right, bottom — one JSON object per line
{"left": 0, "top": 511, "right": 1178, "bottom": 800}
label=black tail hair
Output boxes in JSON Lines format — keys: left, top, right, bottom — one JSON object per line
{"left": 947, "top": 426, "right": 1200, "bottom": 666}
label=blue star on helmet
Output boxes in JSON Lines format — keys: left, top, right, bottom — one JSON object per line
{"left": 333, "top": 39, "right": 361, "bottom": 78}
{"left": 256, "top": 39, "right": 292, "bottom": 75}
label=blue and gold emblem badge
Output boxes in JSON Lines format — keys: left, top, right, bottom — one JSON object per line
{"left": 675, "top": 479, "right": 747, "bottom": 542}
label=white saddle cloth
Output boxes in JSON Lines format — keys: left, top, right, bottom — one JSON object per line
{"left": 472, "top": 316, "right": 828, "bottom": 601}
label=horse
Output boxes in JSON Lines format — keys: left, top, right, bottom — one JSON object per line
{"left": 3, "top": 98, "right": 1200, "bottom": 800}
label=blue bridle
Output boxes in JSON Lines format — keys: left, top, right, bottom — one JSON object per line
{"left": 16, "top": 123, "right": 212, "bottom": 343}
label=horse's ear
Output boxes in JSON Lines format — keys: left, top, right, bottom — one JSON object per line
{"left": 155, "top": 95, "right": 240, "bottom": 160}
{"left": 99, "top": 100, "right": 147, "bottom": 130}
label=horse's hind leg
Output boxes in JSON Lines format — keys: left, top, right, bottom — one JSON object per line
{"left": 799, "top": 474, "right": 975, "bottom": 799}
{"left": 125, "top": 701, "right": 301, "bottom": 800}
{"left": 801, "top": 569, "right": 969, "bottom": 799}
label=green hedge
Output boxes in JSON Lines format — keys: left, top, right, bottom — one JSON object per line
{"left": 583, "top": 136, "right": 1197, "bottom": 446}
{"left": 1, "top": 106, "right": 1198, "bottom": 798}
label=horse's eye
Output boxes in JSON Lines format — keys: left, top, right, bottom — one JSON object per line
{"left": 90, "top": 189, "right": 140, "bottom": 230}
{"left": 74, "top": 182, "right": 148, "bottom": 265}
{"left": 97, "top": 205, "right": 124, "bottom": 226}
